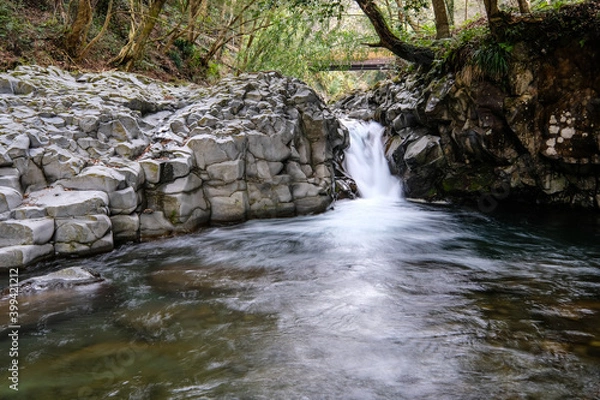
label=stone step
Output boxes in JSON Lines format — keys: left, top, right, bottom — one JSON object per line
{"left": 0, "top": 168, "right": 21, "bottom": 191}
{"left": 0, "top": 218, "right": 54, "bottom": 247}
{"left": 0, "top": 244, "right": 54, "bottom": 269}
{"left": 0, "top": 186, "right": 22, "bottom": 213}
{"left": 26, "top": 187, "right": 109, "bottom": 217}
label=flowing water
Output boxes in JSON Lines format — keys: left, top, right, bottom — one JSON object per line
{"left": 1, "top": 121, "right": 600, "bottom": 400}
{"left": 342, "top": 119, "right": 402, "bottom": 199}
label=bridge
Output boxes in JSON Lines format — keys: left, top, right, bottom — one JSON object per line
{"left": 323, "top": 57, "right": 398, "bottom": 71}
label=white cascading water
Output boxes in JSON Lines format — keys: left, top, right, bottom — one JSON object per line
{"left": 341, "top": 119, "right": 403, "bottom": 200}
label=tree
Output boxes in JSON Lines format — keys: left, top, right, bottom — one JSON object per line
{"left": 482, "top": 0, "right": 499, "bottom": 18}
{"left": 63, "top": 0, "right": 93, "bottom": 56}
{"left": 110, "top": 0, "right": 168, "bottom": 71}
{"left": 62, "top": 0, "right": 115, "bottom": 60}
{"left": 352, "top": 0, "right": 516, "bottom": 66}
{"left": 431, "top": 0, "right": 450, "bottom": 39}
{"left": 353, "top": 0, "right": 435, "bottom": 66}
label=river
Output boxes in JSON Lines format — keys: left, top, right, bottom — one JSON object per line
{"left": 1, "top": 121, "right": 599, "bottom": 399}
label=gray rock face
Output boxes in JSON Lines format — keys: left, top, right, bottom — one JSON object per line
{"left": 0, "top": 66, "right": 347, "bottom": 268}
{"left": 16, "top": 266, "right": 104, "bottom": 294}
{"left": 0, "top": 244, "right": 54, "bottom": 269}
{"left": 335, "top": 40, "right": 600, "bottom": 210}
{"left": 54, "top": 215, "right": 113, "bottom": 256}
{"left": 0, "top": 218, "right": 54, "bottom": 247}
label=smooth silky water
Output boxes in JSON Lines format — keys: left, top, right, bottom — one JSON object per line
{"left": 1, "top": 121, "right": 600, "bottom": 399}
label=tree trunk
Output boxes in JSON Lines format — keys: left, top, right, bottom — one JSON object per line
{"left": 354, "top": 0, "right": 435, "bottom": 66}
{"left": 482, "top": 0, "right": 506, "bottom": 37}
{"left": 483, "top": 0, "right": 499, "bottom": 19}
{"left": 432, "top": 0, "right": 451, "bottom": 39}
{"left": 186, "top": 0, "right": 206, "bottom": 43}
{"left": 517, "top": 0, "right": 531, "bottom": 13}
{"left": 64, "top": 0, "right": 93, "bottom": 57}
{"left": 78, "top": 0, "right": 114, "bottom": 60}
{"left": 446, "top": 0, "right": 455, "bottom": 26}
{"left": 110, "top": 0, "right": 168, "bottom": 71}
{"left": 393, "top": 0, "right": 405, "bottom": 31}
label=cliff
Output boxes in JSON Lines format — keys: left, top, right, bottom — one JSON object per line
{"left": 335, "top": 2, "right": 600, "bottom": 211}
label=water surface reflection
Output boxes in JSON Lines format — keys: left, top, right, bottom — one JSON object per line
{"left": 1, "top": 200, "right": 599, "bottom": 399}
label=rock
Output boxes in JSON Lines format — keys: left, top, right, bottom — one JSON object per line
{"left": 19, "top": 158, "right": 47, "bottom": 190}
{"left": 404, "top": 135, "right": 445, "bottom": 169}
{"left": 54, "top": 214, "right": 111, "bottom": 243}
{"left": 112, "top": 161, "right": 145, "bottom": 190}
{"left": 292, "top": 88, "right": 318, "bottom": 104}
{"left": 186, "top": 134, "right": 243, "bottom": 169}
{"left": 58, "top": 165, "right": 127, "bottom": 192}
{"left": 97, "top": 116, "right": 141, "bottom": 142}
{"left": 110, "top": 214, "right": 139, "bottom": 242}
{"left": 140, "top": 211, "right": 175, "bottom": 239}
{"left": 209, "top": 191, "right": 249, "bottom": 223}
{"left": 160, "top": 155, "right": 193, "bottom": 182}
{"left": 114, "top": 140, "right": 148, "bottom": 159}
{"left": 159, "top": 173, "right": 203, "bottom": 194}
{"left": 294, "top": 196, "right": 330, "bottom": 215}
{"left": 206, "top": 160, "right": 245, "bottom": 183}
{"left": 11, "top": 206, "right": 47, "bottom": 220}
{"left": 0, "top": 66, "right": 348, "bottom": 266}
{"left": 7, "top": 134, "right": 30, "bottom": 159}
{"left": 139, "top": 159, "right": 161, "bottom": 184}
{"left": 109, "top": 186, "right": 139, "bottom": 215}
{"left": 0, "top": 244, "right": 54, "bottom": 269}
{"left": 0, "top": 187, "right": 22, "bottom": 213}
{"left": 54, "top": 215, "right": 113, "bottom": 256}
{"left": 0, "top": 77, "right": 36, "bottom": 95}
{"left": 0, "top": 218, "right": 54, "bottom": 247}
{"left": 0, "top": 168, "right": 21, "bottom": 191}
{"left": 247, "top": 132, "right": 291, "bottom": 162}
{"left": 146, "top": 188, "right": 208, "bottom": 225}
{"left": 16, "top": 266, "right": 104, "bottom": 294}
{"left": 41, "top": 145, "right": 87, "bottom": 182}
{"left": 26, "top": 187, "right": 109, "bottom": 217}
{"left": 0, "top": 148, "right": 13, "bottom": 167}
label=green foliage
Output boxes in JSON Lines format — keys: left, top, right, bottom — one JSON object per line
{"left": 434, "top": 23, "right": 488, "bottom": 66}
{"left": 472, "top": 40, "right": 512, "bottom": 81}
{"left": 402, "top": 0, "right": 430, "bottom": 12}
{"left": 0, "top": 1, "right": 22, "bottom": 44}
{"left": 174, "top": 39, "right": 195, "bottom": 59}
{"left": 420, "top": 23, "right": 438, "bottom": 37}
{"left": 531, "top": 0, "right": 585, "bottom": 12}
{"left": 434, "top": 19, "right": 513, "bottom": 84}
{"left": 233, "top": 5, "right": 373, "bottom": 97}
{"left": 168, "top": 50, "right": 182, "bottom": 69}
{"left": 260, "top": 0, "right": 346, "bottom": 20}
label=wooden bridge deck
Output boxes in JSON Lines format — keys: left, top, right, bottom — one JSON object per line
{"left": 320, "top": 57, "right": 397, "bottom": 71}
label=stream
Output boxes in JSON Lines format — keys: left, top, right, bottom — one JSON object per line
{"left": 1, "top": 121, "right": 600, "bottom": 399}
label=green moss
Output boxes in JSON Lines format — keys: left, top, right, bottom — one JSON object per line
{"left": 169, "top": 210, "right": 179, "bottom": 225}
{"left": 441, "top": 167, "right": 495, "bottom": 194}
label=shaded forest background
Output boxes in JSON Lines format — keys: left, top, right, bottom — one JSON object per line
{"left": 0, "top": 0, "right": 591, "bottom": 98}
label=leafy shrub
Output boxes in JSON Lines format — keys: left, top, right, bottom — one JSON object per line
{"left": 472, "top": 40, "right": 512, "bottom": 81}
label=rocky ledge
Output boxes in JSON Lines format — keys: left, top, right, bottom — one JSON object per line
{"left": 336, "top": 28, "right": 600, "bottom": 211}
{"left": 0, "top": 66, "right": 347, "bottom": 268}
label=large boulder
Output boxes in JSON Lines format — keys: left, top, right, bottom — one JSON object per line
{"left": 0, "top": 67, "right": 347, "bottom": 267}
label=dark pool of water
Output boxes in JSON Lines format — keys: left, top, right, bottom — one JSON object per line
{"left": 1, "top": 199, "right": 599, "bottom": 399}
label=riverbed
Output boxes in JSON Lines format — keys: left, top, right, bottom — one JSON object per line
{"left": 1, "top": 197, "right": 599, "bottom": 399}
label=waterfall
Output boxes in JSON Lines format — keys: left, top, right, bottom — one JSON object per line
{"left": 341, "top": 119, "right": 403, "bottom": 200}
